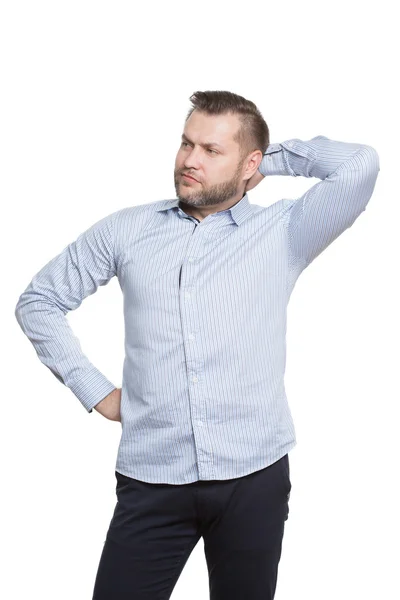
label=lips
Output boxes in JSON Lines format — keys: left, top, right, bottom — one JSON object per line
{"left": 182, "top": 173, "right": 199, "bottom": 182}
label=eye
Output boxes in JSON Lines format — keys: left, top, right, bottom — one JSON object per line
{"left": 181, "top": 141, "right": 217, "bottom": 154}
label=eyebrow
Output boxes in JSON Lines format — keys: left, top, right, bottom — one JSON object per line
{"left": 181, "top": 133, "right": 224, "bottom": 149}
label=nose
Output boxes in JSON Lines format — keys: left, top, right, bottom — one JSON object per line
{"left": 183, "top": 146, "right": 202, "bottom": 171}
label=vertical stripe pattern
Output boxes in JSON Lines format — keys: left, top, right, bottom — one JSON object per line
{"left": 15, "top": 136, "right": 380, "bottom": 483}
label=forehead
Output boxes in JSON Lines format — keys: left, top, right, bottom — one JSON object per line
{"left": 183, "top": 110, "right": 241, "bottom": 148}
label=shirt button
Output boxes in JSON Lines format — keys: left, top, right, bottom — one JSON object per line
{"left": 188, "top": 333, "right": 195, "bottom": 340}
{"left": 192, "top": 376, "right": 198, "bottom": 382}
{"left": 185, "top": 291, "right": 191, "bottom": 298}
{"left": 197, "top": 420, "right": 203, "bottom": 426}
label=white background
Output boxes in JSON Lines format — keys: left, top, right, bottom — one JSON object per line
{"left": 2, "top": 1, "right": 398, "bottom": 598}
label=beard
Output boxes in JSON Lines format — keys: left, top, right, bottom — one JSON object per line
{"left": 173, "top": 156, "right": 245, "bottom": 207}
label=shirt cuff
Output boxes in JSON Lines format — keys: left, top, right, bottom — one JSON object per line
{"left": 68, "top": 367, "right": 118, "bottom": 413}
{"left": 258, "top": 143, "right": 289, "bottom": 177}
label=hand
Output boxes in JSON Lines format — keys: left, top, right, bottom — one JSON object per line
{"left": 244, "top": 169, "right": 265, "bottom": 193}
{"left": 94, "top": 388, "right": 121, "bottom": 422}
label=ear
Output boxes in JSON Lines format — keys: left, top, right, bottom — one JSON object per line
{"left": 243, "top": 150, "right": 263, "bottom": 179}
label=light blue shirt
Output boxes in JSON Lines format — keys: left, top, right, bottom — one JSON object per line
{"left": 15, "top": 135, "right": 380, "bottom": 484}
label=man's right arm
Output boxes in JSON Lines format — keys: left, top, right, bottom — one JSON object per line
{"left": 14, "top": 210, "right": 121, "bottom": 414}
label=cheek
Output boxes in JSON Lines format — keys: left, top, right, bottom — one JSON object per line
{"left": 174, "top": 152, "right": 183, "bottom": 168}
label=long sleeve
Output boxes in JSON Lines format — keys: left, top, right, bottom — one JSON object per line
{"left": 258, "top": 135, "right": 380, "bottom": 267}
{"left": 14, "top": 210, "right": 120, "bottom": 413}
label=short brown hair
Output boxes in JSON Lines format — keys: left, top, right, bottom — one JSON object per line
{"left": 185, "top": 90, "right": 270, "bottom": 161}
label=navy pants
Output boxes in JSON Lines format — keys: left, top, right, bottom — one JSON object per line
{"left": 92, "top": 454, "right": 291, "bottom": 600}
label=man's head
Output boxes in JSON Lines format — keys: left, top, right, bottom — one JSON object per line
{"left": 174, "top": 90, "right": 269, "bottom": 210}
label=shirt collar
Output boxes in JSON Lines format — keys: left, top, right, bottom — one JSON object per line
{"left": 155, "top": 192, "right": 254, "bottom": 227}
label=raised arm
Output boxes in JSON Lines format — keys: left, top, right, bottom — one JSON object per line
{"left": 257, "top": 135, "right": 380, "bottom": 268}
{"left": 14, "top": 210, "right": 121, "bottom": 413}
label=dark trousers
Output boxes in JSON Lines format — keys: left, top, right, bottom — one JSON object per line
{"left": 92, "top": 454, "right": 291, "bottom": 600}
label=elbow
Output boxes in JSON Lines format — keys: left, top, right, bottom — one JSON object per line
{"left": 15, "top": 295, "right": 24, "bottom": 322}
{"left": 14, "top": 291, "right": 39, "bottom": 327}
{"left": 14, "top": 293, "right": 29, "bottom": 330}
{"left": 361, "top": 144, "right": 381, "bottom": 176}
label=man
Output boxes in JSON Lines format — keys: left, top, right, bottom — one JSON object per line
{"left": 15, "top": 90, "right": 380, "bottom": 599}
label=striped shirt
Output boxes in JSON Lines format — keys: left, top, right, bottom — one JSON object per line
{"left": 15, "top": 135, "right": 380, "bottom": 484}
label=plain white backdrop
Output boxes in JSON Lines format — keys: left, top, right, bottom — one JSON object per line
{"left": 2, "top": 1, "right": 398, "bottom": 598}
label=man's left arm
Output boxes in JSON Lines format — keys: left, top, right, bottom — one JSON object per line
{"left": 254, "top": 136, "right": 380, "bottom": 268}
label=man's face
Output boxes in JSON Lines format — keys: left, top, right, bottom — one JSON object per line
{"left": 174, "top": 110, "right": 248, "bottom": 207}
